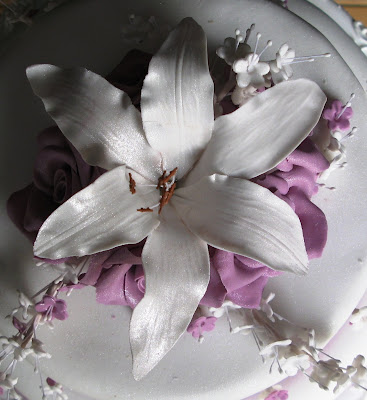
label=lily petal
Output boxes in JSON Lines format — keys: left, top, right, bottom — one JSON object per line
{"left": 141, "top": 18, "right": 214, "bottom": 179}
{"left": 185, "top": 79, "right": 326, "bottom": 185}
{"left": 26, "top": 64, "right": 162, "bottom": 181}
{"left": 130, "top": 205, "right": 210, "bottom": 380}
{"left": 34, "top": 166, "right": 159, "bottom": 259}
{"left": 172, "top": 174, "right": 308, "bottom": 275}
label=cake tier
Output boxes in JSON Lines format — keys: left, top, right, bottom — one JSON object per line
{"left": 1, "top": 0, "right": 367, "bottom": 399}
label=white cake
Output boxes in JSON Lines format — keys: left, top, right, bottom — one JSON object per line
{"left": 1, "top": 1, "right": 367, "bottom": 399}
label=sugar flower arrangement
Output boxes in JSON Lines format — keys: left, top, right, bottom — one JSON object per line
{"left": 209, "top": 295, "right": 367, "bottom": 396}
{"left": 2, "top": 16, "right": 363, "bottom": 400}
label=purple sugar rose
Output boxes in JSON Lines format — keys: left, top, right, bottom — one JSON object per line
{"left": 255, "top": 138, "right": 329, "bottom": 260}
{"left": 323, "top": 99, "right": 353, "bottom": 132}
{"left": 80, "top": 243, "right": 277, "bottom": 311}
{"left": 7, "top": 126, "right": 103, "bottom": 242}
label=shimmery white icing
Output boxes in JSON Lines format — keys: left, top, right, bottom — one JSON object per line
{"left": 1, "top": 0, "right": 367, "bottom": 399}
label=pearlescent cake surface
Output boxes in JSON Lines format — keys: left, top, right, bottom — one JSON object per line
{"left": 0, "top": 1, "right": 367, "bottom": 400}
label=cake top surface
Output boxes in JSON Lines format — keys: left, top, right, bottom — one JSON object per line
{"left": 1, "top": 1, "right": 367, "bottom": 399}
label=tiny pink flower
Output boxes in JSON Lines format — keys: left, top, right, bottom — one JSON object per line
{"left": 265, "top": 390, "right": 289, "bottom": 400}
{"left": 12, "top": 316, "right": 27, "bottom": 333}
{"left": 187, "top": 316, "right": 217, "bottom": 339}
{"left": 46, "top": 377, "right": 57, "bottom": 387}
{"left": 35, "top": 295, "right": 68, "bottom": 320}
{"left": 323, "top": 100, "right": 353, "bottom": 132}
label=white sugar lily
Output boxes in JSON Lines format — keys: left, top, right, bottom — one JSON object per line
{"left": 26, "top": 18, "right": 326, "bottom": 380}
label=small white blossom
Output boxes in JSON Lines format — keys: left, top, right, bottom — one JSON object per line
{"left": 350, "top": 306, "right": 367, "bottom": 327}
{"left": 0, "top": 374, "right": 18, "bottom": 390}
{"left": 43, "top": 382, "right": 68, "bottom": 400}
{"left": 10, "top": 291, "right": 34, "bottom": 320}
{"left": 309, "top": 359, "right": 343, "bottom": 390}
{"left": 319, "top": 128, "right": 356, "bottom": 180}
{"left": 47, "top": 260, "right": 81, "bottom": 285}
{"left": 333, "top": 365, "right": 356, "bottom": 394}
{"left": 288, "top": 328, "right": 319, "bottom": 362}
{"left": 0, "top": 374, "right": 22, "bottom": 399}
{"left": 260, "top": 339, "right": 311, "bottom": 375}
{"left": 269, "top": 43, "right": 295, "bottom": 84}
{"left": 9, "top": 388, "right": 22, "bottom": 400}
{"left": 351, "top": 355, "right": 367, "bottom": 389}
{"left": 260, "top": 292, "right": 276, "bottom": 322}
{"left": 10, "top": 338, "right": 34, "bottom": 362}
{"left": 36, "top": 257, "right": 85, "bottom": 285}
{"left": 31, "top": 339, "right": 51, "bottom": 360}
{"left": 209, "top": 300, "right": 242, "bottom": 318}
{"left": 260, "top": 339, "right": 292, "bottom": 359}
{"left": 122, "top": 14, "right": 156, "bottom": 43}
{"left": 282, "top": 354, "right": 310, "bottom": 376}
{"left": 216, "top": 29, "right": 251, "bottom": 66}
{"left": 1, "top": 336, "right": 34, "bottom": 362}
{"left": 231, "top": 84, "right": 258, "bottom": 106}
{"left": 233, "top": 54, "right": 270, "bottom": 89}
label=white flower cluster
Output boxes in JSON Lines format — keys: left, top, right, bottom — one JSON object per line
{"left": 9, "top": 290, "right": 53, "bottom": 329}
{"left": 210, "top": 293, "right": 367, "bottom": 397}
{"left": 0, "top": 375, "right": 20, "bottom": 400}
{"left": 43, "top": 380, "right": 68, "bottom": 400}
{"left": 0, "top": 248, "right": 89, "bottom": 399}
{"left": 318, "top": 93, "right": 356, "bottom": 182}
{"left": 215, "top": 25, "right": 330, "bottom": 108}
{"left": 309, "top": 355, "right": 367, "bottom": 394}
{"left": 319, "top": 126, "right": 356, "bottom": 182}
{"left": 0, "top": 334, "right": 52, "bottom": 399}
{"left": 0, "top": 280, "right": 72, "bottom": 400}
{"left": 9, "top": 291, "right": 33, "bottom": 320}
{"left": 36, "top": 256, "right": 89, "bottom": 288}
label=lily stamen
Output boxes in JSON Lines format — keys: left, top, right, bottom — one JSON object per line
{"left": 158, "top": 181, "right": 176, "bottom": 214}
{"left": 160, "top": 167, "right": 178, "bottom": 185}
{"left": 336, "top": 93, "right": 355, "bottom": 120}
{"left": 157, "top": 170, "right": 167, "bottom": 189}
{"left": 134, "top": 167, "right": 178, "bottom": 214}
{"left": 129, "top": 173, "right": 136, "bottom": 194}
